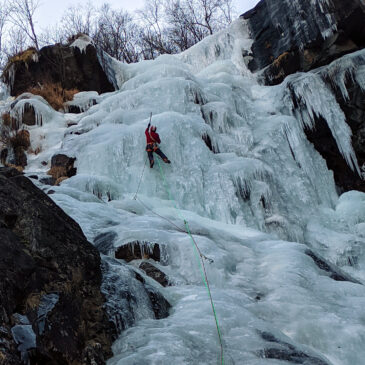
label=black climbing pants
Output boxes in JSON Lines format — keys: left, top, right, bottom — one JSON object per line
{"left": 146, "top": 143, "right": 169, "bottom": 167}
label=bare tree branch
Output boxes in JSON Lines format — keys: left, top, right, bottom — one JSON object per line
{"left": 8, "top": 0, "right": 40, "bottom": 50}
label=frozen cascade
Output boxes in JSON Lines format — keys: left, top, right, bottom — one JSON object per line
{"left": 4, "top": 17, "right": 365, "bottom": 365}
{"left": 279, "top": 49, "right": 365, "bottom": 175}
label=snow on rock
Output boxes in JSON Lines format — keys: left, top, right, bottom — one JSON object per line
{"left": 70, "top": 34, "right": 94, "bottom": 53}
{"left": 4, "top": 15, "right": 365, "bottom": 365}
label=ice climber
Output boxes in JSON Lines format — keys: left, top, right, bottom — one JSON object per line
{"left": 145, "top": 122, "right": 171, "bottom": 168}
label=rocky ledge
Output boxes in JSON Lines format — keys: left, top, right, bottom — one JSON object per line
{"left": 0, "top": 167, "right": 114, "bottom": 364}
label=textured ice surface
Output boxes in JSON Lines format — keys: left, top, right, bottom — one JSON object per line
{"left": 64, "top": 91, "right": 100, "bottom": 113}
{"left": 4, "top": 17, "right": 365, "bottom": 365}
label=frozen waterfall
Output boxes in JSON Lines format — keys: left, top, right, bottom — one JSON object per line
{"left": 2, "top": 16, "right": 365, "bottom": 365}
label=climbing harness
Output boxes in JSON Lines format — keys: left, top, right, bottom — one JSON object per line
{"left": 133, "top": 153, "right": 224, "bottom": 364}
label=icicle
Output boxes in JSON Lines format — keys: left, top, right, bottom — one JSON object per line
{"left": 282, "top": 72, "right": 361, "bottom": 174}
{"left": 10, "top": 96, "right": 56, "bottom": 127}
{"left": 65, "top": 91, "right": 99, "bottom": 113}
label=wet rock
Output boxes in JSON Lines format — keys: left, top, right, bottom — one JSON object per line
{"left": 101, "top": 258, "right": 170, "bottom": 336}
{"left": 115, "top": 240, "right": 162, "bottom": 263}
{"left": 139, "top": 262, "right": 170, "bottom": 287}
{"left": 0, "top": 167, "right": 114, "bottom": 364}
{"left": 145, "top": 285, "right": 171, "bottom": 320}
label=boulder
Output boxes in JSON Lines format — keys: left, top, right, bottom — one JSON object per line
{"left": 0, "top": 167, "right": 114, "bottom": 364}
{"left": 2, "top": 35, "right": 115, "bottom": 97}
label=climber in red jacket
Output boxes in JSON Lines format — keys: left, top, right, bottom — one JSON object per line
{"left": 145, "top": 122, "right": 171, "bottom": 168}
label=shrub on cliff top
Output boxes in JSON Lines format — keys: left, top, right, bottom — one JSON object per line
{"left": 1, "top": 47, "right": 38, "bottom": 84}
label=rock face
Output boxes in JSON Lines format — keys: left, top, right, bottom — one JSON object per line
{"left": 0, "top": 167, "right": 114, "bottom": 364}
{"left": 243, "top": 0, "right": 365, "bottom": 85}
{"left": 2, "top": 36, "right": 115, "bottom": 97}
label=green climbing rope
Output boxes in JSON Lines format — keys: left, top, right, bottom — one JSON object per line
{"left": 156, "top": 158, "right": 224, "bottom": 365}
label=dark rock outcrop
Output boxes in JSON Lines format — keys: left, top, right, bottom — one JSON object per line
{"left": 139, "top": 262, "right": 170, "bottom": 287}
{"left": 2, "top": 35, "right": 115, "bottom": 96}
{"left": 0, "top": 167, "right": 114, "bottom": 364}
{"left": 243, "top": 0, "right": 365, "bottom": 85}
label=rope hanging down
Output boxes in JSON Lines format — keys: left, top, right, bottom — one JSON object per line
{"left": 155, "top": 158, "right": 224, "bottom": 365}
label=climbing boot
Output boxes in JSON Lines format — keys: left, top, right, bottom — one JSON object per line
{"left": 150, "top": 160, "right": 154, "bottom": 168}
{"left": 163, "top": 158, "right": 171, "bottom": 164}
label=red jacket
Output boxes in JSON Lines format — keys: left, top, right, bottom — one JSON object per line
{"left": 145, "top": 126, "right": 161, "bottom": 144}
